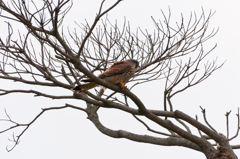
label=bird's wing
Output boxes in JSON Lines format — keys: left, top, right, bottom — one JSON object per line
{"left": 72, "top": 82, "right": 98, "bottom": 92}
{"left": 98, "top": 60, "right": 132, "bottom": 79}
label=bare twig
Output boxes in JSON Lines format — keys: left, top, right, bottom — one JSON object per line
{"left": 76, "top": 0, "right": 122, "bottom": 58}
{"left": 225, "top": 110, "right": 232, "bottom": 139}
{"left": 229, "top": 108, "right": 240, "bottom": 141}
{"left": 200, "top": 106, "right": 217, "bottom": 133}
{"left": 1, "top": 104, "right": 87, "bottom": 151}
{"left": 195, "top": 115, "right": 203, "bottom": 137}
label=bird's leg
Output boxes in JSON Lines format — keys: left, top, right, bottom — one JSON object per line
{"left": 119, "top": 82, "right": 128, "bottom": 90}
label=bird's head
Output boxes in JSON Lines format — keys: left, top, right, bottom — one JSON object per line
{"left": 127, "top": 59, "right": 140, "bottom": 69}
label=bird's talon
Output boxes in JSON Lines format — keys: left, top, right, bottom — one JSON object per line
{"left": 119, "top": 82, "right": 128, "bottom": 90}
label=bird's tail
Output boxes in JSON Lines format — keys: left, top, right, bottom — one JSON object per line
{"left": 72, "top": 82, "right": 98, "bottom": 92}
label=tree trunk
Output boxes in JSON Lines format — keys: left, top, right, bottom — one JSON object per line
{"left": 209, "top": 147, "right": 235, "bottom": 159}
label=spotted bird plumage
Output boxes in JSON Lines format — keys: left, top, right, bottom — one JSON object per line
{"left": 72, "top": 59, "right": 140, "bottom": 92}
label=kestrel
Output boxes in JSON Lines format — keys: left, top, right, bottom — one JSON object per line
{"left": 72, "top": 59, "right": 140, "bottom": 92}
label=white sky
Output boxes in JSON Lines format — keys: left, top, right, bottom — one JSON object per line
{"left": 0, "top": 0, "right": 240, "bottom": 158}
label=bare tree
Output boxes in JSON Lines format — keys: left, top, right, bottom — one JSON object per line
{"left": 0, "top": 0, "right": 239, "bottom": 158}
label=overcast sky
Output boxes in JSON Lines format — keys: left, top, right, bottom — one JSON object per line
{"left": 0, "top": 0, "right": 240, "bottom": 158}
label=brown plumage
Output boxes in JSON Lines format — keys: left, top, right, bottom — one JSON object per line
{"left": 72, "top": 59, "right": 140, "bottom": 92}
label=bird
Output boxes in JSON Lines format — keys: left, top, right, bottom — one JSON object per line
{"left": 72, "top": 59, "right": 140, "bottom": 92}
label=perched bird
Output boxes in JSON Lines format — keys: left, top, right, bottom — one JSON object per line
{"left": 72, "top": 59, "right": 140, "bottom": 92}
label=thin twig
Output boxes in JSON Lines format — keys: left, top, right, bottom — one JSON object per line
{"left": 225, "top": 110, "right": 232, "bottom": 139}
{"left": 229, "top": 108, "right": 240, "bottom": 141}
{"left": 200, "top": 106, "right": 217, "bottom": 133}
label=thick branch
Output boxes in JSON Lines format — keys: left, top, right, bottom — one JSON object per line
{"left": 86, "top": 105, "right": 201, "bottom": 151}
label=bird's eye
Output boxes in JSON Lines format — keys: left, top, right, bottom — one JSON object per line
{"left": 136, "top": 62, "right": 139, "bottom": 68}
